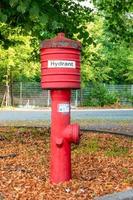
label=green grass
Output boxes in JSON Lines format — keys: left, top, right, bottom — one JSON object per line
{"left": 74, "top": 137, "right": 99, "bottom": 154}
{"left": 104, "top": 142, "right": 129, "bottom": 157}
{"left": 73, "top": 134, "right": 131, "bottom": 157}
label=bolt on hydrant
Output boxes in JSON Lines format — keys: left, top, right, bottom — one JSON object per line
{"left": 40, "top": 33, "right": 81, "bottom": 184}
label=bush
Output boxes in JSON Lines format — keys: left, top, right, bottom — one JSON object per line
{"left": 83, "top": 83, "right": 118, "bottom": 107}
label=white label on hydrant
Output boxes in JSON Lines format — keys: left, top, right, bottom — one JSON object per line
{"left": 58, "top": 104, "right": 70, "bottom": 112}
{"left": 48, "top": 60, "right": 76, "bottom": 68}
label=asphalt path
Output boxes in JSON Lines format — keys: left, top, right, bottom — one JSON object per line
{"left": 0, "top": 109, "right": 133, "bottom": 121}
{"left": 0, "top": 109, "right": 133, "bottom": 135}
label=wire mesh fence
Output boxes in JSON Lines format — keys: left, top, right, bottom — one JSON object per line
{"left": 0, "top": 82, "right": 133, "bottom": 107}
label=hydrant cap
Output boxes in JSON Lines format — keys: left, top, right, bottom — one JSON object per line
{"left": 72, "top": 124, "right": 80, "bottom": 143}
{"left": 41, "top": 32, "right": 81, "bottom": 50}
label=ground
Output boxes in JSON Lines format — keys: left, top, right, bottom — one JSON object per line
{"left": 0, "top": 127, "right": 133, "bottom": 200}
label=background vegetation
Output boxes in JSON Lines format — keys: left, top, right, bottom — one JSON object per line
{"left": 0, "top": 0, "right": 133, "bottom": 106}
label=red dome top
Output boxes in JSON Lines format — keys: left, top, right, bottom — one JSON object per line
{"left": 41, "top": 33, "right": 81, "bottom": 50}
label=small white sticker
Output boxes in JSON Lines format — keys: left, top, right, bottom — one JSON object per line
{"left": 58, "top": 104, "right": 70, "bottom": 113}
{"left": 48, "top": 60, "right": 76, "bottom": 68}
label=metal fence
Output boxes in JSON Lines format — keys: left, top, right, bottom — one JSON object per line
{"left": 0, "top": 82, "right": 133, "bottom": 107}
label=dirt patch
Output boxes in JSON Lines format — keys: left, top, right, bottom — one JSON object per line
{"left": 0, "top": 127, "right": 133, "bottom": 200}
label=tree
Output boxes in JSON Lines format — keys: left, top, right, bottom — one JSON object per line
{"left": 0, "top": 23, "right": 39, "bottom": 82}
{"left": 93, "top": 0, "right": 133, "bottom": 43}
{"left": 0, "top": 23, "right": 40, "bottom": 105}
{"left": 103, "top": 41, "right": 133, "bottom": 84}
{"left": 92, "top": 0, "right": 133, "bottom": 83}
{"left": 0, "top": 0, "right": 93, "bottom": 42}
{"left": 81, "top": 16, "right": 111, "bottom": 85}
{"left": 81, "top": 15, "right": 133, "bottom": 85}
{"left": 0, "top": 0, "right": 132, "bottom": 86}
{"left": 0, "top": 0, "right": 94, "bottom": 84}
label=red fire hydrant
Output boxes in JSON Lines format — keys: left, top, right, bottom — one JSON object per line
{"left": 40, "top": 33, "right": 81, "bottom": 183}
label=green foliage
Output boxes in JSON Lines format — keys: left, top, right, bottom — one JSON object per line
{"left": 0, "top": 23, "right": 40, "bottom": 82}
{"left": 103, "top": 41, "right": 133, "bottom": 84}
{"left": 93, "top": 0, "right": 133, "bottom": 43}
{"left": 0, "top": 0, "right": 94, "bottom": 84}
{"left": 0, "top": 1, "right": 132, "bottom": 85}
{"left": 0, "top": 0, "right": 93, "bottom": 42}
{"left": 117, "top": 88, "right": 133, "bottom": 105}
{"left": 124, "top": 51, "right": 133, "bottom": 82}
{"left": 81, "top": 15, "right": 133, "bottom": 85}
{"left": 81, "top": 16, "right": 112, "bottom": 85}
{"left": 83, "top": 83, "right": 118, "bottom": 107}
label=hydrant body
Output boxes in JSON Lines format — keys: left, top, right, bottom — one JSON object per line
{"left": 40, "top": 33, "right": 81, "bottom": 183}
{"left": 51, "top": 89, "right": 79, "bottom": 183}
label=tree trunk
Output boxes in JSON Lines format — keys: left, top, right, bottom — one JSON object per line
{"left": 10, "top": 70, "right": 14, "bottom": 106}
